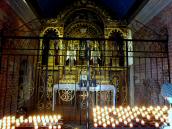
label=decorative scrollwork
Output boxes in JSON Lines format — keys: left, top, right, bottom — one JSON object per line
{"left": 46, "top": 101, "right": 52, "bottom": 110}
{"left": 80, "top": 91, "right": 93, "bottom": 109}
{"left": 38, "top": 102, "right": 44, "bottom": 111}
{"left": 80, "top": 91, "right": 87, "bottom": 109}
{"left": 58, "top": 89, "right": 75, "bottom": 102}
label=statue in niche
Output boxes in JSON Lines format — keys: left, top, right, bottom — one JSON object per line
{"left": 115, "top": 34, "right": 124, "bottom": 67}
{"left": 109, "top": 31, "right": 124, "bottom": 67}
{"left": 17, "top": 60, "right": 34, "bottom": 113}
{"left": 90, "top": 41, "right": 101, "bottom": 65}
{"left": 79, "top": 69, "right": 87, "bottom": 87}
{"left": 66, "top": 43, "right": 76, "bottom": 66}
{"left": 42, "top": 38, "right": 50, "bottom": 65}
{"left": 42, "top": 30, "right": 58, "bottom": 65}
{"left": 79, "top": 40, "right": 86, "bottom": 58}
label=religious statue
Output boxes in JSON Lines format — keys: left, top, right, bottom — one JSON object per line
{"left": 160, "top": 83, "right": 172, "bottom": 129}
{"left": 66, "top": 43, "right": 76, "bottom": 66}
{"left": 90, "top": 41, "right": 101, "bottom": 65}
{"left": 79, "top": 69, "right": 87, "bottom": 87}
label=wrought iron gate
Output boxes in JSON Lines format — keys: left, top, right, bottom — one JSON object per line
{"left": 0, "top": 36, "right": 169, "bottom": 124}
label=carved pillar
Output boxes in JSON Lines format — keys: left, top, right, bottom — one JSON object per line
{"left": 104, "top": 28, "right": 110, "bottom": 66}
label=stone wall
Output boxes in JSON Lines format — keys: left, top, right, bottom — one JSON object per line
{"left": 0, "top": 0, "right": 38, "bottom": 117}
{"left": 132, "top": 3, "right": 172, "bottom": 106}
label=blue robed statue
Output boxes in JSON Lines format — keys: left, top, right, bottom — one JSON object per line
{"left": 161, "top": 83, "right": 172, "bottom": 129}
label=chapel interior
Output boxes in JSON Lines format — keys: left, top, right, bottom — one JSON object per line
{"left": 0, "top": 0, "right": 172, "bottom": 129}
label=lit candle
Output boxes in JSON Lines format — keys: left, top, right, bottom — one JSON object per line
{"left": 53, "top": 115, "right": 57, "bottom": 120}
{"left": 11, "top": 126, "right": 15, "bottom": 129}
{"left": 127, "top": 106, "right": 130, "bottom": 111}
{"left": 112, "top": 123, "right": 115, "bottom": 127}
{"left": 116, "top": 108, "right": 119, "bottom": 112}
{"left": 118, "top": 113, "right": 121, "bottom": 117}
{"left": 33, "top": 116, "right": 36, "bottom": 121}
{"left": 43, "top": 122, "right": 46, "bottom": 126}
{"left": 24, "top": 119, "right": 28, "bottom": 123}
{"left": 133, "top": 113, "right": 137, "bottom": 117}
{"left": 19, "top": 116, "right": 24, "bottom": 123}
{"left": 16, "top": 119, "right": 20, "bottom": 127}
{"left": 141, "top": 120, "right": 145, "bottom": 125}
{"left": 136, "top": 118, "right": 139, "bottom": 122}
{"left": 156, "top": 106, "right": 160, "bottom": 110}
{"left": 112, "top": 106, "right": 115, "bottom": 110}
{"left": 103, "top": 123, "right": 107, "bottom": 128}
{"left": 49, "top": 125, "right": 52, "bottom": 129}
{"left": 50, "top": 118, "right": 54, "bottom": 123}
{"left": 155, "top": 122, "right": 159, "bottom": 128}
{"left": 149, "top": 106, "right": 153, "bottom": 110}
{"left": 94, "top": 118, "right": 98, "bottom": 122}
{"left": 124, "top": 108, "right": 128, "bottom": 112}
{"left": 104, "top": 106, "right": 108, "bottom": 110}
{"left": 94, "top": 123, "right": 98, "bottom": 127}
{"left": 0, "top": 120, "right": 2, "bottom": 128}
{"left": 110, "top": 118, "right": 114, "bottom": 122}
{"left": 115, "top": 120, "right": 119, "bottom": 125}
{"left": 119, "top": 118, "right": 122, "bottom": 122}
{"left": 93, "top": 108, "right": 96, "bottom": 112}
{"left": 152, "top": 111, "right": 156, "bottom": 115}
{"left": 93, "top": 113, "right": 97, "bottom": 117}
{"left": 134, "top": 106, "right": 138, "bottom": 110}
{"left": 97, "top": 111, "right": 100, "bottom": 115}
{"left": 155, "top": 115, "right": 159, "bottom": 120}
{"left": 121, "top": 111, "right": 124, "bottom": 115}
{"left": 11, "top": 118, "right": 15, "bottom": 124}
{"left": 108, "top": 108, "right": 112, "bottom": 112}
{"left": 129, "top": 123, "right": 133, "bottom": 128}
{"left": 57, "top": 125, "right": 61, "bottom": 129}
{"left": 142, "top": 106, "right": 146, "bottom": 111}
{"left": 122, "top": 115, "right": 126, "bottom": 120}
{"left": 105, "top": 111, "right": 109, "bottom": 115}
{"left": 132, "top": 108, "right": 135, "bottom": 112}
{"left": 146, "top": 115, "right": 150, "bottom": 120}
{"left": 98, "top": 121, "right": 102, "bottom": 125}
{"left": 129, "top": 111, "right": 132, "bottom": 115}
{"left": 127, "top": 118, "right": 131, "bottom": 123}
{"left": 124, "top": 120, "right": 127, "bottom": 125}
{"left": 41, "top": 115, "right": 45, "bottom": 121}
{"left": 160, "top": 117, "right": 164, "bottom": 122}
{"left": 130, "top": 115, "right": 134, "bottom": 120}
{"left": 106, "top": 115, "right": 109, "bottom": 120}
{"left": 107, "top": 120, "right": 110, "bottom": 125}
{"left": 136, "top": 111, "right": 140, "bottom": 115}
{"left": 141, "top": 113, "right": 145, "bottom": 117}
{"left": 97, "top": 115, "right": 101, "bottom": 120}
{"left": 102, "top": 118, "right": 106, "bottom": 123}
{"left": 57, "top": 115, "right": 61, "bottom": 120}
{"left": 34, "top": 125, "right": 38, "bottom": 129}
{"left": 28, "top": 116, "right": 32, "bottom": 123}
{"left": 96, "top": 106, "right": 100, "bottom": 110}
{"left": 101, "top": 113, "right": 105, "bottom": 117}
{"left": 119, "top": 106, "right": 123, "bottom": 111}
